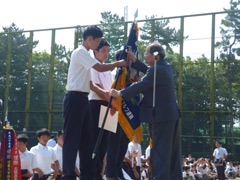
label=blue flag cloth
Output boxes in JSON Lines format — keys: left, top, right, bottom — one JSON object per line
{"left": 113, "top": 21, "right": 143, "bottom": 143}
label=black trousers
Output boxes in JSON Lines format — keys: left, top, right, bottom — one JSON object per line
{"left": 89, "top": 100, "right": 110, "bottom": 180}
{"left": 21, "top": 177, "right": 29, "bottom": 180}
{"left": 31, "top": 173, "right": 50, "bottom": 180}
{"left": 216, "top": 166, "right": 225, "bottom": 180}
{"left": 106, "top": 124, "right": 129, "bottom": 178}
{"left": 55, "top": 175, "right": 62, "bottom": 180}
{"left": 149, "top": 119, "right": 182, "bottom": 180}
{"left": 62, "top": 93, "right": 96, "bottom": 180}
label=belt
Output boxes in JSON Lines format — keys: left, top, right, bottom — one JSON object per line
{"left": 66, "top": 91, "right": 89, "bottom": 97}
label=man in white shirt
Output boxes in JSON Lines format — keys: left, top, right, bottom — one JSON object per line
{"left": 145, "top": 145, "right": 150, "bottom": 166}
{"left": 186, "top": 154, "right": 193, "bottom": 164}
{"left": 225, "top": 161, "right": 237, "bottom": 179}
{"left": 213, "top": 141, "right": 228, "bottom": 180}
{"left": 129, "top": 140, "right": 142, "bottom": 180}
{"left": 105, "top": 50, "right": 130, "bottom": 180}
{"left": 89, "top": 39, "right": 118, "bottom": 180}
{"left": 62, "top": 25, "right": 126, "bottom": 180}
{"left": 123, "top": 137, "right": 142, "bottom": 180}
{"left": 17, "top": 134, "right": 37, "bottom": 180}
{"left": 182, "top": 166, "right": 194, "bottom": 180}
{"left": 52, "top": 130, "right": 64, "bottom": 180}
{"left": 30, "top": 128, "right": 59, "bottom": 180}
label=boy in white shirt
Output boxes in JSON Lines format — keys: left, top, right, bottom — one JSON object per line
{"left": 30, "top": 128, "right": 59, "bottom": 180}
{"left": 124, "top": 136, "right": 142, "bottom": 180}
{"left": 183, "top": 166, "right": 195, "bottom": 180}
{"left": 225, "top": 161, "right": 237, "bottom": 179}
{"left": 213, "top": 141, "right": 228, "bottom": 180}
{"left": 52, "top": 130, "right": 64, "bottom": 180}
{"left": 63, "top": 25, "right": 126, "bottom": 180}
{"left": 17, "top": 134, "right": 37, "bottom": 180}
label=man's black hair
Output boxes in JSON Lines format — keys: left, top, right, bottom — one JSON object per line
{"left": 149, "top": 42, "right": 165, "bottom": 59}
{"left": 216, "top": 140, "right": 222, "bottom": 145}
{"left": 83, "top": 25, "right": 103, "bottom": 40}
{"left": 36, "top": 128, "right": 50, "bottom": 138}
{"left": 115, "top": 49, "right": 127, "bottom": 60}
{"left": 96, "top": 39, "right": 110, "bottom": 51}
{"left": 57, "top": 130, "right": 64, "bottom": 137}
{"left": 17, "top": 134, "right": 29, "bottom": 143}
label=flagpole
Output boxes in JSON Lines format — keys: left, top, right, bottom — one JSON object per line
{"left": 152, "top": 51, "right": 158, "bottom": 179}
{"left": 92, "top": 10, "right": 138, "bottom": 159}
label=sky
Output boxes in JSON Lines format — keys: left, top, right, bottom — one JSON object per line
{"left": 0, "top": 0, "right": 232, "bottom": 58}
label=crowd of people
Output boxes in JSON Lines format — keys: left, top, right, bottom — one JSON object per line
{"left": 16, "top": 24, "right": 183, "bottom": 180}
{"left": 17, "top": 128, "right": 152, "bottom": 180}
{"left": 182, "top": 142, "right": 240, "bottom": 180}
{"left": 18, "top": 129, "right": 240, "bottom": 180}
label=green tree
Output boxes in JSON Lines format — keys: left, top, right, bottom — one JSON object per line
{"left": 0, "top": 23, "right": 38, "bottom": 130}
{"left": 216, "top": 0, "right": 240, "bottom": 158}
{"left": 100, "top": 11, "right": 125, "bottom": 62}
{"left": 140, "top": 15, "right": 184, "bottom": 53}
{"left": 0, "top": 24, "right": 69, "bottom": 133}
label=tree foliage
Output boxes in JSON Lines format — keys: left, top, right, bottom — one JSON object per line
{"left": 215, "top": 0, "right": 240, "bottom": 158}
{"left": 0, "top": 9, "right": 240, "bottom": 158}
{"left": 140, "top": 15, "right": 184, "bottom": 53}
{"left": 100, "top": 11, "right": 125, "bottom": 62}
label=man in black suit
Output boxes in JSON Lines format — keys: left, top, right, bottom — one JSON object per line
{"left": 110, "top": 42, "right": 182, "bottom": 180}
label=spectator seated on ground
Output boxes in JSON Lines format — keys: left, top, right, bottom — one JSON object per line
{"left": 183, "top": 166, "right": 195, "bottom": 180}
{"left": 191, "top": 165, "right": 202, "bottom": 180}
{"left": 30, "top": 128, "right": 59, "bottom": 180}
{"left": 198, "top": 159, "right": 212, "bottom": 180}
{"left": 225, "top": 161, "right": 237, "bottom": 179}
{"left": 236, "top": 162, "right": 240, "bottom": 177}
{"left": 206, "top": 162, "right": 217, "bottom": 180}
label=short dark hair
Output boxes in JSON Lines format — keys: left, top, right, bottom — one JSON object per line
{"left": 183, "top": 166, "right": 190, "bottom": 171}
{"left": 36, "top": 128, "right": 50, "bottom": 138}
{"left": 148, "top": 42, "right": 165, "bottom": 59}
{"left": 96, "top": 39, "right": 110, "bottom": 51}
{"left": 83, "top": 25, "right": 103, "bottom": 40}
{"left": 17, "top": 134, "right": 29, "bottom": 143}
{"left": 216, "top": 140, "right": 222, "bottom": 145}
{"left": 115, "top": 49, "right": 127, "bottom": 60}
{"left": 57, "top": 130, "right": 64, "bottom": 137}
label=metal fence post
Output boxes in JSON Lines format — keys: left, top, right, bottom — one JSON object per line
{"left": 210, "top": 14, "right": 216, "bottom": 155}
{"left": 3, "top": 34, "right": 12, "bottom": 126}
{"left": 47, "top": 30, "right": 56, "bottom": 130}
{"left": 24, "top": 31, "right": 34, "bottom": 131}
{"left": 179, "top": 17, "right": 184, "bottom": 134}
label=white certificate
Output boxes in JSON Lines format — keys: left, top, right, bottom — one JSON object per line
{"left": 98, "top": 105, "right": 118, "bottom": 133}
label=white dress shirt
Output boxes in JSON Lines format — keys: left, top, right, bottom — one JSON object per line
{"left": 225, "top": 166, "right": 237, "bottom": 174}
{"left": 66, "top": 45, "right": 98, "bottom": 92}
{"left": 213, "top": 147, "right": 228, "bottom": 159}
{"left": 145, "top": 145, "right": 150, "bottom": 166}
{"left": 19, "top": 149, "right": 37, "bottom": 174}
{"left": 183, "top": 171, "right": 195, "bottom": 179}
{"left": 88, "top": 62, "right": 114, "bottom": 100}
{"left": 127, "top": 141, "right": 142, "bottom": 167}
{"left": 145, "top": 145, "right": 150, "bottom": 159}
{"left": 53, "top": 144, "right": 62, "bottom": 171}
{"left": 30, "top": 143, "right": 58, "bottom": 175}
